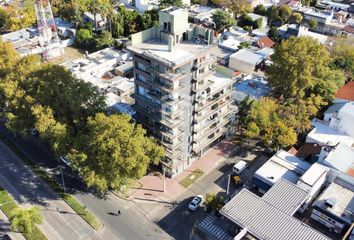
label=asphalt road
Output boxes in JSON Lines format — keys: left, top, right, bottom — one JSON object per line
{"left": 0, "top": 141, "right": 99, "bottom": 240}
{"left": 0, "top": 125, "right": 172, "bottom": 240}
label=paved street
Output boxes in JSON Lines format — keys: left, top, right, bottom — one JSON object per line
{"left": 0, "top": 141, "right": 102, "bottom": 240}
{"left": 0, "top": 125, "right": 172, "bottom": 240}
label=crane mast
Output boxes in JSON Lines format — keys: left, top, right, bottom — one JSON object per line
{"left": 34, "top": 0, "right": 64, "bottom": 60}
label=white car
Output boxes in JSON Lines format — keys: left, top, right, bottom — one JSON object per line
{"left": 59, "top": 156, "right": 70, "bottom": 166}
{"left": 188, "top": 195, "right": 204, "bottom": 211}
{"left": 232, "top": 160, "right": 248, "bottom": 175}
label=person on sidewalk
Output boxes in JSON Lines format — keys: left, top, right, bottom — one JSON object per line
{"left": 117, "top": 210, "right": 121, "bottom": 216}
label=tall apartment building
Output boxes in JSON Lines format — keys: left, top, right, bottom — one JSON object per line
{"left": 127, "top": 7, "right": 236, "bottom": 177}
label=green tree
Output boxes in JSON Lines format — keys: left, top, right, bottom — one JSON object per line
{"left": 10, "top": 207, "right": 43, "bottom": 234}
{"left": 230, "top": 0, "right": 253, "bottom": 15}
{"left": 211, "top": 9, "right": 235, "bottom": 32}
{"left": 268, "top": 26, "right": 280, "bottom": 43}
{"left": 309, "top": 18, "right": 318, "bottom": 29}
{"left": 254, "top": 4, "right": 267, "bottom": 16}
{"left": 2, "top": 0, "right": 36, "bottom": 31}
{"left": 289, "top": 12, "right": 303, "bottom": 24}
{"left": 75, "top": 29, "right": 94, "bottom": 50}
{"left": 69, "top": 113, "right": 164, "bottom": 192}
{"left": 266, "top": 5, "right": 279, "bottom": 24}
{"left": 94, "top": 30, "right": 114, "bottom": 49}
{"left": 245, "top": 97, "right": 297, "bottom": 148}
{"left": 160, "top": 0, "right": 183, "bottom": 7}
{"left": 143, "top": 9, "right": 159, "bottom": 28}
{"left": 255, "top": 18, "right": 263, "bottom": 29}
{"left": 236, "top": 95, "right": 253, "bottom": 132}
{"left": 331, "top": 36, "right": 354, "bottom": 81}
{"left": 278, "top": 5, "right": 292, "bottom": 23}
{"left": 238, "top": 14, "right": 253, "bottom": 29}
{"left": 267, "top": 36, "right": 345, "bottom": 101}
{"left": 111, "top": 12, "right": 124, "bottom": 38}
{"left": 238, "top": 41, "right": 251, "bottom": 49}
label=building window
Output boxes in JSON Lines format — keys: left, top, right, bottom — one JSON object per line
{"left": 137, "top": 62, "right": 147, "bottom": 72}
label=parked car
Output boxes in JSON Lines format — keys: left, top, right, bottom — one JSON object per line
{"left": 59, "top": 156, "right": 70, "bottom": 166}
{"left": 29, "top": 128, "right": 38, "bottom": 136}
{"left": 188, "top": 195, "right": 204, "bottom": 211}
{"left": 232, "top": 160, "right": 248, "bottom": 175}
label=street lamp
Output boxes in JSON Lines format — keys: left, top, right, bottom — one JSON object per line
{"left": 59, "top": 165, "right": 66, "bottom": 193}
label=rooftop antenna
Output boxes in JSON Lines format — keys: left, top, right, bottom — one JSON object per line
{"left": 34, "top": 0, "right": 64, "bottom": 60}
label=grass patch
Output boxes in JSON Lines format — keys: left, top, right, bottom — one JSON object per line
{"left": 0, "top": 188, "right": 47, "bottom": 240}
{"left": 0, "top": 134, "right": 102, "bottom": 230}
{"left": 61, "top": 194, "right": 102, "bottom": 230}
{"left": 179, "top": 169, "right": 203, "bottom": 188}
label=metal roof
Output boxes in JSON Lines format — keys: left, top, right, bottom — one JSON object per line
{"left": 220, "top": 189, "right": 331, "bottom": 240}
{"left": 262, "top": 179, "right": 309, "bottom": 215}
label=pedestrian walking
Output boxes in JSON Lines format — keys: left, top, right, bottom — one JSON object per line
{"left": 117, "top": 210, "right": 121, "bottom": 216}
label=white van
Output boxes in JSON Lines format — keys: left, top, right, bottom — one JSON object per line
{"left": 232, "top": 160, "right": 248, "bottom": 175}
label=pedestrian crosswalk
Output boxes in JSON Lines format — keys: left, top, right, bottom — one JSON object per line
{"left": 198, "top": 214, "right": 233, "bottom": 240}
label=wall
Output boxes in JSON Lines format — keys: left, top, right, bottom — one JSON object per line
{"left": 131, "top": 27, "right": 157, "bottom": 46}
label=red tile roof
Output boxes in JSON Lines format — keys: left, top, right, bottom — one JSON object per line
{"left": 257, "top": 36, "right": 275, "bottom": 48}
{"left": 335, "top": 81, "right": 354, "bottom": 101}
{"left": 343, "top": 26, "right": 354, "bottom": 34}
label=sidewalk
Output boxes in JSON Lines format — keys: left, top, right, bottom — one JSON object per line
{"left": 0, "top": 209, "right": 26, "bottom": 240}
{"left": 131, "top": 140, "right": 239, "bottom": 202}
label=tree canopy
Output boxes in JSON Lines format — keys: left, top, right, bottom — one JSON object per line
{"left": 0, "top": 40, "right": 164, "bottom": 192}
{"left": 69, "top": 113, "right": 164, "bottom": 192}
{"left": 211, "top": 10, "right": 235, "bottom": 32}
{"left": 267, "top": 36, "right": 345, "bottom": 102}
{"left": 331, "top": 36, "right": 354, "bottom": 81}
{"left": 10, "top": 207, "right": 43, "bottom": 234}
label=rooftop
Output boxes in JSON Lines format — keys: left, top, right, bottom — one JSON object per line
{"left": 229, "top": 49, "right": 264, "bottom": 65}
{"left": 324, "top": 102, "right": 347, "bottom": 115}
{"left": 234, "top": 75, "right": 270, "bottom": 102}
{"left": 306, "top": 119, "right": 354, "bottom": 147}
{"left": 314, "top": 177, "right": 354, "bottom": 224}
{"left": 129, "top": 39, "right": 211, "bottom": 66}
{"left": 320, "top": 143, "right": 354, "bottom": 177}
{"left": 298, "top": 163, "right": 329, "bottom": 187}
{"left": 220, "top": 189, "right": 330, "bottom": 240}
{"left": 255, "top": 150, "right": 311, "bottom": 185}
{"left": 262, "top": 179, "right": 309, "bottom": 215}
{"left": 335, "top": 81, "right": 354, "bottom": 101}
{"left": 295, "top": 143, "right": 322, "bottom": 159}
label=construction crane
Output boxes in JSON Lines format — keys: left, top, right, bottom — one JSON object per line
{"left": 34, "top": 0, "right": 64, "bottom": 60}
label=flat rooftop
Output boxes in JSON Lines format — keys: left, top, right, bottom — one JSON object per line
{"left": 129, "top": 39, "right": 212, "bottom": 66}
{"left": 255, "top": 150, "right": 311, "bottom": 185}
{"left": 299, "top": 163, "right": 329, "bottom": 187}
{"left": 220, "top": 189, "right": 330, "bottom": 240}
{"left": 306, "top": 119, "right": 354, "bottom": 147}
{"left": 314, "top": 178, "right": 354, "bottom": 224}
{"left": 234, "top": 76, "right": 270, "bottom": 102}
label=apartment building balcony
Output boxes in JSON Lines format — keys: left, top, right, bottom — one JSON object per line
{"left": 192, "top": 126, "right": 228, "bottom": 153}
{"left": 161, "top": 126, "right": 185, "bottom": 139}
{"left": 160, "top": 113, "right": 184, "bottom": 128}
{"left": 195, "top": 89, "right": 233, "bottom": 112}
{"left": 193, "top": 104, "right": 235, "bottom": 135}
{"left": 193, "top": 114, "right": 232, "bottom": 141}
{"left": 193, "top": 56, "right": 216, "bottom": 69}
{"left": 192, "top": 69, "right": 216, "bottom": 83}
{"left": 194, "top": 94, "right": 234, "bottom": 122}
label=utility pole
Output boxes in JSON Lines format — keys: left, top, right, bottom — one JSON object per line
{"left": 226, "top": 174, "right": 231, "bottom": 196}
{"left": 60, "top": 166, "right": 66, "bottom": 193}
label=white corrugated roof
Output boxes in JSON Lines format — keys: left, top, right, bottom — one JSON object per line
{"left": 221, "top": 189, "right": 331, "bottom": 240}
{"left": 262, "top": 179, "right": 309, "bottom": 215}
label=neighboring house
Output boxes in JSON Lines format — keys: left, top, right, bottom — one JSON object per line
{"left": 302, "top": 8, "right": 333, "bottom": 25}
{"left": 328, "top": 101, "right": 354, "bottom": 138}
{"left": 83, "top": 12, "right": 107, "bottom": 30}
{"left": 253, "top": 150, "right": 311, "bottom": 194}
{"left": 317, "top": 143, "right": 354, "bottom": 178}
{"left": 297, "top": 163, "right": 329, "bottom": 212}
{"left": 220, "top": 179, "right": 330, "bottom": 240}
{"left": 256, "top": 36, "right": 274, "bottom": 48}
{"left": 228, "top": 49, "right": 264, "bottom": 74}
{"left": 311, "top": 177, "right": 354, "bottom": 234}
{"left": 323, "top": 102, "right": 346, "bottom": 122}
{"left": 334, "top": 81, "right": 354, "bottom": 103}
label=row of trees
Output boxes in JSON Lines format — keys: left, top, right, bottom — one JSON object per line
{"left": 0, "top": 40, "right": 163, "bottom": 192}
{"left": 237, "top": 37, "right": 347, "bottom": 149}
